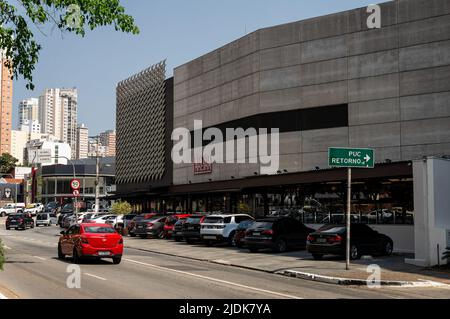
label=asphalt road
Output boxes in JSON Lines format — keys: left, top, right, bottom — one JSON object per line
{"left": 1, "top": 224, "right": 449, "bottom": 299}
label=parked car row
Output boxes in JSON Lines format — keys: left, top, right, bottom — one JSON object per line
{"left": 125, "top": 212, "right": 395, "bottom": 260}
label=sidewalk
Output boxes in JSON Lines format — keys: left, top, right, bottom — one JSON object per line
{"left": 124, "top": 237, "right": 450, "bottom": 287}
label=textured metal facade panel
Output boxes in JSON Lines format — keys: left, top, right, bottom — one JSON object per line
{"left": 116, "top": 61, "right": 167, "bottom": 184}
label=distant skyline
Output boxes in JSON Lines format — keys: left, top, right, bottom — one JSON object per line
{"left": 12, "top": 0, "right": 377, "bottom": 135}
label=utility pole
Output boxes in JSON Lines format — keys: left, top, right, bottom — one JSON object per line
{"left": 95, "top": 135, "right": 100, "bottom": 214}
{"left": 346, "top": 168, "right": 352, "bottom": 270}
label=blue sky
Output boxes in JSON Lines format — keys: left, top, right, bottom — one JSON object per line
{"left": 12, "top": 0, "right": 377, "bottom": 135}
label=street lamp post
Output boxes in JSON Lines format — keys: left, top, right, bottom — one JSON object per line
{"left": 52, "top": 156, "right": 78, "bottom": 216}
{"left": 0, "top": 173, "right": 18, "bottom": 213}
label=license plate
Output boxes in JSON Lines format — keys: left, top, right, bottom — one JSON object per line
{"left": 98, "top": 251, "right": 110, "bottom": 256}
{"left": 137, "top": 225, "right": 143, "bottom": 228}
{"left": 253, "top": 232, "right": 261, "bottom": 236}
{"left": 203, "top": 236, "right": 216, "bottom": 240}
{"left": 317, "top": 238, "right": 327, "bottom": 243}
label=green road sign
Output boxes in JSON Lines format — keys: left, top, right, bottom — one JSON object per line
{"left": 328, "top": 147, "right": 375, "bottom": 168}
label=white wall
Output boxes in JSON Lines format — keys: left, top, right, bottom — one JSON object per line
{"left": 406, "top": 157, "right": 450, "bottom": 267}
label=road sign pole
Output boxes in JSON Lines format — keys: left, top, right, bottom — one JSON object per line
{"left": 346, "top": 167, "right": 352, "bottom": 270}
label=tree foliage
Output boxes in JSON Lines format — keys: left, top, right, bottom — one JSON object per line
{"left": 0, "top": 153, "right": 18, "bottom": 175}
{"left": 0, "top": 0, "right": 139, "bottom": 89}
{"left": 110, "top": 200, "right": 132, "bottom": 216}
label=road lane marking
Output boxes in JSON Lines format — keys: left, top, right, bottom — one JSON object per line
{"left": 124, "top": 258, "right": 302, "bottom": 299}
{"left": 84, "top": 273, "right": 107, "bottom": 281}
{"left": 33, "top": 256, "right": 46, "bottom": 261}
{"left": 0, "top": 293, "right": 8, "bottom": 299}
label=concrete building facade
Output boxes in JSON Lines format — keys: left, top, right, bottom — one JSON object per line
{"left": 76, "top": 124, "right": 89, "bottom": 159}
{"left": 38, "top": 88, "right": 78, "bottom": 158}
{"left": 173, "top": 0, "right": 450, "bottom": 185}
{"left": 18, "top": 98, "right": 39, "bottom": 127}
{"left": 99, "top": 129, "right": 116, "bottom": 157}
{"left": 0, "top": 55, "right": 13, "bottom": 155}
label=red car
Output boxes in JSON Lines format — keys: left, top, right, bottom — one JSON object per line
{"left": 58, "top": 223, "right": 123, "bottom": 264}
{"left": 163, "top": 214, "right": 191, "bottom": 238}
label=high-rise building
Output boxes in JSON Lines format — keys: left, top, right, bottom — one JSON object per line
{"left": 100, "top": 129, "right": 116, "bottom": 157}
{"left": 11, "top": 130, "right": 55, "bottom": 165}
{"left": 18, "top": 98, "right": 39, "bottom": 127}
{"left": 20, "top": 120, "right": 41, "bottom": 134}
{"left": 76, "top": 124, "right": 89, "bottom": 159}
{"left": 0, "top": 55, "right": 13, "bottom": 155}
{"left": 38, "top": 88, "right": 78, "bottom": 159}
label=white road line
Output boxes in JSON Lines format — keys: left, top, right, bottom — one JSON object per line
{"left": 33, "top": 256, "right": 46, "bottom": 261}
{"left": 124, "top": 258, "right": 302, "bottom": 299}
{"left": 84, "top": 273, "right": 107, "bottom": 281}
{"left": 0, "top": 293, "right": 8, "bottom": 299}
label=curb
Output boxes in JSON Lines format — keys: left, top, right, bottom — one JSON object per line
{"left": 125, "top": 244, "right": 449, "bottom": 287}
{"left": 275, "top": 270, "right": 450, "bottom": 287}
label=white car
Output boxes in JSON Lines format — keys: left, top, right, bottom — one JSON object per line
{"left": 35, "top": 213, "right": 57, "bottom": 226}
{"left": 91, "top": 214, "right": 117, "bottom": 224}
{"left": 24, "top": 203, "right": 44, "bottom": 217}
{"left": 105, "top": 215, "right": 124, "bottom": 228}
{"left": 200, "top": 214, "right": 254, "bottom": 246}
{"left": 0, "top": 203, "right": 26, "bottom": 217}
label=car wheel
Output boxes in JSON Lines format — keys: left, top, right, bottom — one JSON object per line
{"left": 185, "top": 238, "right": 194, "bottom": 244}
{"left": 112, "top": 257, "right": 122, "bottom": 265}
{"left": 383, "top": 241, "right": 393, "bottom": 256}
{"left": 227, "top": 231, "right": 236, "bottom": 246}
{"left": 0, "top": 212, "right": 6, "bottom": 217}
{"left": 129, "top": 233, "right": 136, "bottom": 238}
{"left": 235, "top": 242, "right": 243, "bottom": 248}
{"left": 72, "top": 248, "right": 80, "bottom": 264}
{"left": 249, "top": 247, "right": 259, "bottom": 253}
{"left": 350, "top": 245, "right": 360, "bottom": 260}
{"left": 6, "top": 227, "right": 10, "bottom": 230}
{"left": 158, "top": 230, "right": 165, "bottom": 239}
{"left": 274, "top": 239, "right": 287, "bottom": 253}
{"left": 58, "top": 243, "right": 65, "bottom": 259}
{"left": 174, "top": 236, "right": 181, "bottom": 242}
{"left": 31, "top": 223, "right": 34, "bottom": 229}
{"left": 312, "top": 254, "right": 323, "bottom": 260}
{"left": 139, "top": 234, "right": 147, "bottom": 239}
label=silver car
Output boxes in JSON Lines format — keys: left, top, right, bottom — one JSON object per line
{"left": 36, "top": 213, "right": 57, "bottom": 227}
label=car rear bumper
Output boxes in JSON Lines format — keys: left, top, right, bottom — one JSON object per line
{"left": 200, "top": 234, "right": 226, "bottom": 242}
{"left": 244, "top": 238, "right": 275, "bottom": 249}
{"left": 306, "top": 243, "right": 344, "bottom": 255}
{"left": 80, "top": 245, "right": 123, "bottom": 257}
{"left": 182, "top": 231, "right": 201, "bottom": 239}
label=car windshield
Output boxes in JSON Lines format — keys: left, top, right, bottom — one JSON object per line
{"left": 10, "top": 214, "right": 23, "bottom": 218}
{"left": 202, "top": 217, "right": 224, "bottom": 224}
{"left": 249, "top": 221, "right": 273, "bottom": 230}
{"left": 186, "top": 217, "right": 202, "bottom": 224}
{"left": 237, "top": 220, "right": 255, "bottom": 229}
{"left": 37, "top": 214, "right": 48, "bottom": 220}
{"left": 83, "top": 226, "right": 116, "bottom": 234}
{"left": 318, "top": 226, "right": 346, "bottom": 233}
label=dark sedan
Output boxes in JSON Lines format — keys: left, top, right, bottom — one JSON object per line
{"left": 6, "top": 213, "right": 35, "bottom": 230}
{"left": 244, "top": 217, "right": 314, "bottom": 253}
{"left": 182, "top": 215, "right": 206, "bottom": 244}
{"left": 134, "top": 216, "right": 167, "bottom": 239}
{"left": 306, "top": 224, "right": 394, "bottom": 260}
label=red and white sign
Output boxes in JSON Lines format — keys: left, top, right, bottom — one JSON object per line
{"left": 72, "top": 189, "right": 80, "bottom": 197}
{"left": 70, "top": 179, "right": 81, "bottom": 190}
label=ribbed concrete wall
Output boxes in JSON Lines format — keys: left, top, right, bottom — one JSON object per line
{"left": 173, "top": 0, "right": 450, "bottom": 185}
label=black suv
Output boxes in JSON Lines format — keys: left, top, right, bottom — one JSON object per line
{"left": 6, "top": 213, "right": 35, "bottom": 230}
{"left": 244, "top": 217, "right": 314, "bottom": 253}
